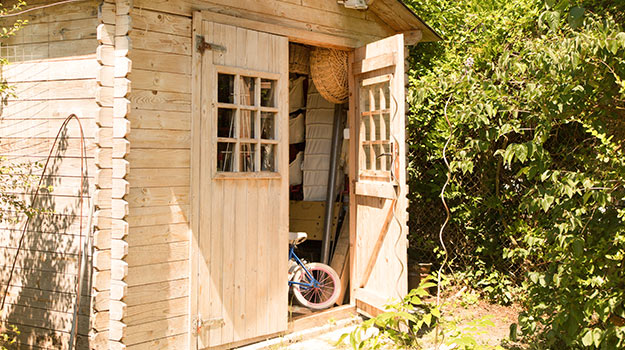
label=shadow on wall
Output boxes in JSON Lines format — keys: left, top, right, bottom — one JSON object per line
{"left": 0, "top": 126, "right": 94, "bottom": 349}
{"left": 0, "top": 0, "right": 98, "bottom": 63}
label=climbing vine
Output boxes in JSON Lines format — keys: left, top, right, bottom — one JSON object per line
{"left": 403, "top": 0, "right": 625, "bottom": 347}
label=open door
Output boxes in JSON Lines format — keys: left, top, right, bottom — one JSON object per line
{"left": 348, "top": 34, "right": 408, "bottom": 316}
{"left": 193, "top": 14, "right": 289, "bottom": 349}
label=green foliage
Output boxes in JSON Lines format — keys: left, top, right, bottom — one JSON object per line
{"left": 445, "top": 316, "right": 504, "bottom": 350}
{"left": 337, "top": 279, "right": 440, "bottom": 349}
{"left": 0, "top": 1, "right": 27, "bottom": 101}
{"left": 0, "top": 2, "right": 38, "bottom": 224}
{"left": 338, "top": 279, "right": 502, "bottom": 349}
{"left": 455, "top": 268, "right": 517, "bottom": 305}
{"left": 0, "top": 158, "right": 43, "bottom": 223}
{"left": 402, "top": 0, "right": 625, "bottom": 347}
{"left": 0, "top": 325, "right": 19, "bottom": 350}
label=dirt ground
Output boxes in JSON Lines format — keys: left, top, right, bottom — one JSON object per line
{"left": 408, "top": 286, "right": 525, "bottom": 349}
{"left": 437, "top": 295, "right": 524, "bottom": 348}
{"left": 282, "top": 290, "right": 526, "bottom": 350}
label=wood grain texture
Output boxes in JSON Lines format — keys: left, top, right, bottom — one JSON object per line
{"left": 350, "top": 34, "right": 408, "bottom": 312}
{"left": 0, "top": 1, "right": 102, "bottom": 347}
{"left": 193, "top": 20, "right": 289, "bottom": 348}
{"left": 133, "top": 0, "right": 396, "bottom": 48}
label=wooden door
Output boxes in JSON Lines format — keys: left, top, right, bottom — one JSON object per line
{"left": 348, "top": 34, "right": 408, "bottom": 316}
{"left": 193, "top": 16, "right": 289, "bottom": 349}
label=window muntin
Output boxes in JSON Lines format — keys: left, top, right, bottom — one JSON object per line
{"left": 359, "top": 77, "right": 393, "bottom": 180}
{"left": 215, "top": 69, "right": 279, "bottom": 174}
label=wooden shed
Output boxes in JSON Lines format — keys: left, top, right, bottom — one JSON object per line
{"left": 0, "top": 0, "right": 439, "bottom": 349}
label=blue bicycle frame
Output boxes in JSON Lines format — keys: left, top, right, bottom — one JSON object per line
{"left": 288, "top": 245, "right": 320, "bottom": 289}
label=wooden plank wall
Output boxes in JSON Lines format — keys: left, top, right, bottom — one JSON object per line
{"left": 0, "top": 1, "right": 102, "bottom": 349}
{"left": 120, "top": 1, "right": 395, "bottom": 349}
{"left": 118, "top": 5, "right": 193, "bottom": 349}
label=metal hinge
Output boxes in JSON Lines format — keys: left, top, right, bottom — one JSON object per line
{"left": 193, "top": 314, "right": 225, "bottom": 336}
{"left": 196, "top": 35, "right": 227, "bottom": 53}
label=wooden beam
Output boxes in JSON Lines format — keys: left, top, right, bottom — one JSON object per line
{"left": 200, "top": 10, "right": 363, "bottom": 49}
{"left": 403, "top": 29, "right": 422, "bottom": 46}
{"left": 354, "top": 181, "right": 396, "bottom": 200}
{"left": 352, "top": 52, "right": 397, "bottom": 75}
{"left": 288, "top": 305, "right": 356, "bottom": 333}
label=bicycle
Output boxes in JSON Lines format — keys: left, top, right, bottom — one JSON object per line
{"left": 288, "top": 231, "right": 341, "bottom": 310}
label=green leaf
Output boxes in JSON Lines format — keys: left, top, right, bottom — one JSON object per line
{"left": 571, "top": 239, "right": 583, "bottom": 257}
{"left": 554, "top": 0, "right": 570, "bottom": 12}
{"left": 541, "top": 195, "right": 555, "bottom": 212}
{"left": 592, "top": 328, "right": 603, "bottom": 347}
{"left": 543, "top": 10, "right": 561, "bottom": 31}
{"left": 514, "top": 144, "right": 528, "bottom": 163}
{"left": 335, "top": 333, "right": 348, "bottom": 346}
{"left": 423, "top": 313, "right": 432, "bottom": 326}
{"left": 617, "top": 32, "right": 625, "bottom": 47}
{"left": 510, "top": 323, "right": 518, "bottom": 341}
{"left": 581, "top": 329, "right": 594, "bottom": 346}
{"left": 568, "top": 7, "right": 584, "bottom": 29}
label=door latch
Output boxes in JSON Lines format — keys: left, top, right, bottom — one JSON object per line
{"left": 196, "top": 35, "right": 227, "bottom": 53}
{"left": 193, "top": 314, "right": 225, "bottom": 336}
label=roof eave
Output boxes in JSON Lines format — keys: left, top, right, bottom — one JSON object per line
{"left": 368, "top": 0, "right": 442, "bottom": 42}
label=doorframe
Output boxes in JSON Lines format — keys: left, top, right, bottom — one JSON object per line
{"left": 190, "top": 11, "right": 202, "bottom": 350}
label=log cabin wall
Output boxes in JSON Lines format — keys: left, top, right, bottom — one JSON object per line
{"left": 0, "top": 0, "right": 106, "bottom": 349}
{"left": 118, "top": 1, "right": 395, "bottom": 349}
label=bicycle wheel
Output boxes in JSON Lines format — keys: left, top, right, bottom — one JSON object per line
{"left": 292, "top": 262, "right": 341, "bottom": 310}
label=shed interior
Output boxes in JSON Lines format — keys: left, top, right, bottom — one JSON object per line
{"left": 285, "top": 42, "right": 351, "bottom": 317}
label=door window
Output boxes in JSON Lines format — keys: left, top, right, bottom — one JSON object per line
{"left": 215, "top": 70, "right": 279, "bottom": 173}
{"left": 359, "top": 75, "right": 393, "bottom": 181}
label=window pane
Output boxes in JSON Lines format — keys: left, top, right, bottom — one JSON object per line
{"left": 373, "top": 113, "right": 382, "bottom": 141}
{"left": 260, "top": 79, "right": 276, "bottom": 107}
{"left": 240, "top": 110, "right": 255, "bottom": 139}
{"left": 362, "top": 87, "right": 371, "bottom": 112}
{"left": 240, "top": 76, "right": 255, "bottom": 106}
{"left": 383, "top": 143, "right": 392, "bottom": 171}
{"left": 363, "top": 144, "right": 372, "bottom": 170}
{"left": 382, "top": 112, "right": 391, "bottom": 140}
{"left": 261, "top": 144, "right": 276, "bottom": 171}
{"left": 382, "top": 82, "right": 391, "bottom": 110}
{"left": 217, "top": 142, "right": 235, "bottom": 172}
{"left": 261, "top": 112, "right": 275, "bottom": 140}
{"left": 374, "top": 85, "right": 382, "bottom": 111}
{"left": 374, "top": 144, "right": 383, "bottom": 170}
{"left": 240, "top": 143, "right": 256, "bottom": 172}
{"left": 218, "top": 73, "right": 235, "bottom": 103}
{"left": 361, "top": 115, "right": 371, "bottom": 141}
{"left": 217, "top": 108, "right": 235, "bottom": 138}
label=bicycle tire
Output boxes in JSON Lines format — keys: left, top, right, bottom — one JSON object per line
{"left": 292, "top": 262, "right": 341, "bottom": 310}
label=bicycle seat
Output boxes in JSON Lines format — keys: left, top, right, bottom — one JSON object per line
{"left": 289, "top": 231, "right": 307, "bottom": 245}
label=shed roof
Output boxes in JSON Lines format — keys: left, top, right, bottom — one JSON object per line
{"left": 369, "top": 0, "right": 441, "bottom": 42}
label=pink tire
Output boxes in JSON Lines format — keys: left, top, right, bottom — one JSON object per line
{"left": 292, "top": 262, "right": 341, "bottom": 310}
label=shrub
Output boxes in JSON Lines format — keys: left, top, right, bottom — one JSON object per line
{"left": 403, "top": 0, "right": 625, "bottom": 347}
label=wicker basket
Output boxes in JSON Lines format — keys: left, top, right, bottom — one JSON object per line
{"left": 289, "top": 44, "right": 310, "bottom": 75}
{"left": 310, "top": 48, "right": 349, "bottom": 104}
